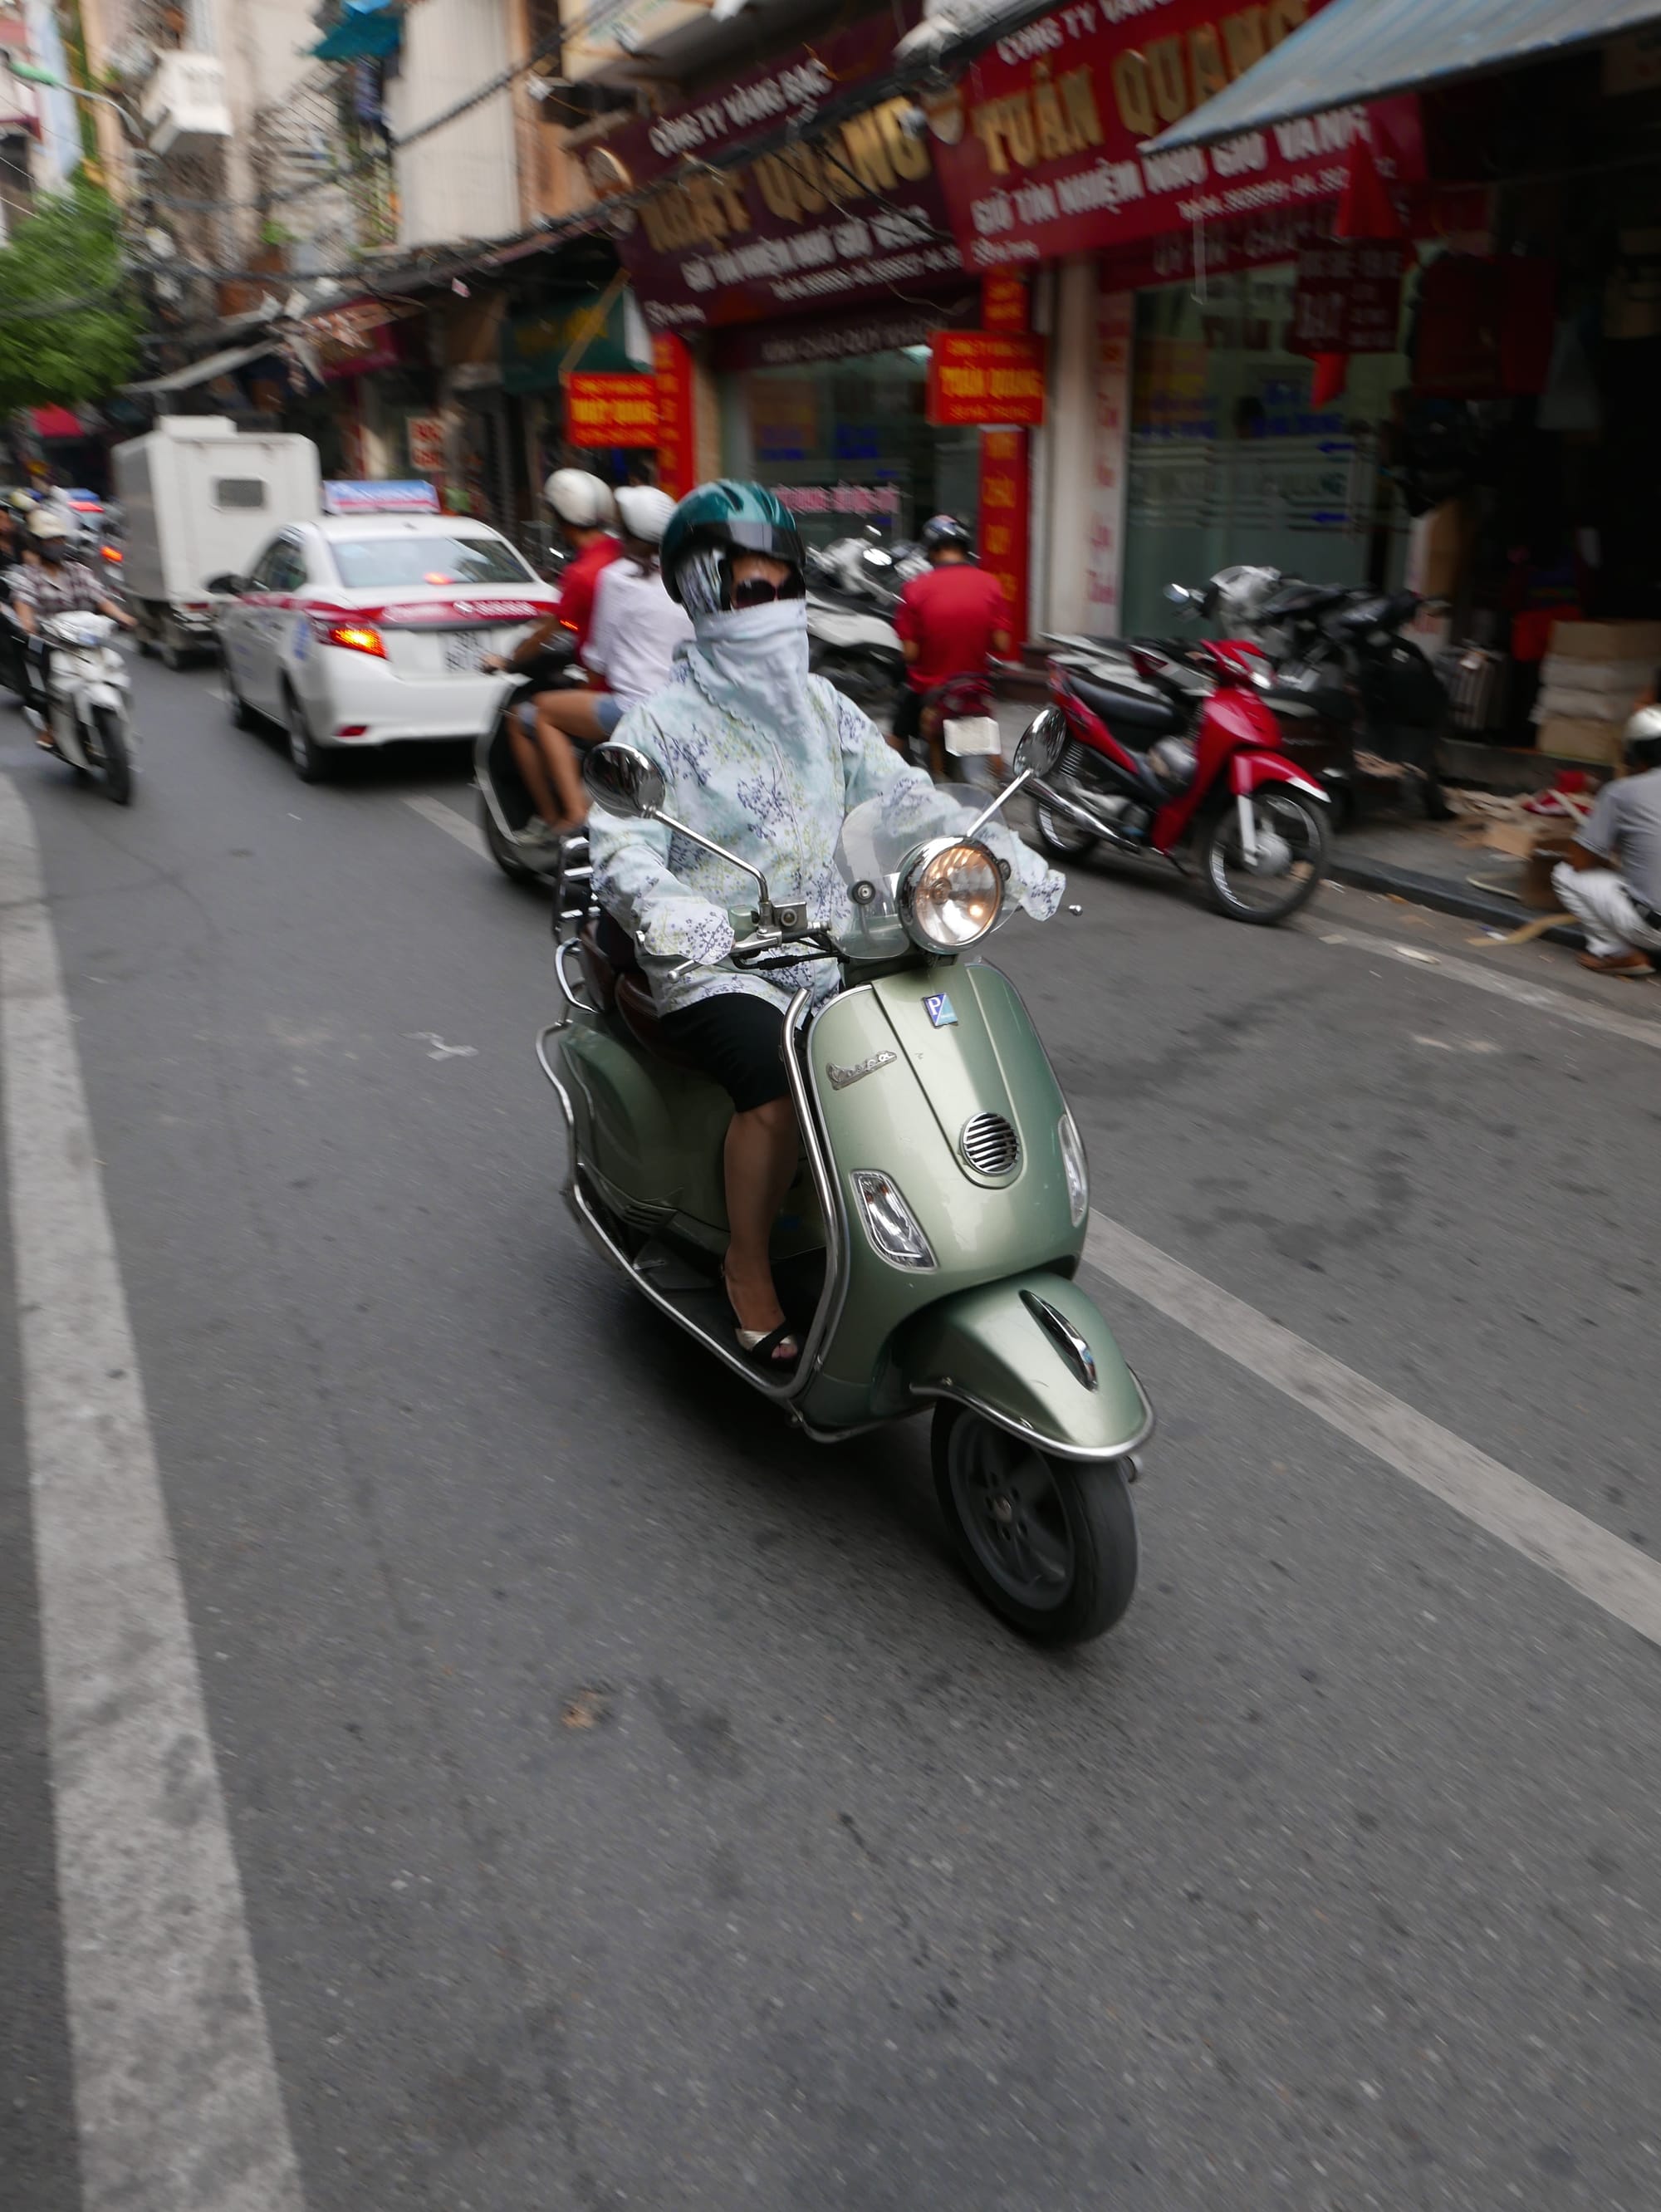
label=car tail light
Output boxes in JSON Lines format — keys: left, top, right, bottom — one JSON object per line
{"left": 335, "top": 723, "right": 370, "bottom": 739}
{"left": 316, "top": 618, "right": 386, "bottom": 659}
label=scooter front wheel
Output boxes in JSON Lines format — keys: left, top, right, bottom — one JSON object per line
{"left": 89, "top": 705, "right": 132, "bottom": 806}
{"left": 932, "top": 1403, "right": 1137, "bottom": 1646}
{"left": 1195, "top": 789, "right": 1327, "bottom": 924}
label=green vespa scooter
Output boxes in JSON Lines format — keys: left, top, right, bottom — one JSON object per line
{"left": 536, "top": 712, "right": 1152, "bottom": 1645}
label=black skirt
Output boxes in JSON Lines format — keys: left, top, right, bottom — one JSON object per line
{"left": 657, "top": 990, "right": 789, "bottom": 1112}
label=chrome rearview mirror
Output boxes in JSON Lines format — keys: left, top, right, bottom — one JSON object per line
{"left": 1164, "top": 581, "right": 1195, "bottom": 606}
{"left": 1012, "top": 706, "right": 1066, "bottom": 779}
{"left": 583, "top": 742, "right": 664, "bottom": 819}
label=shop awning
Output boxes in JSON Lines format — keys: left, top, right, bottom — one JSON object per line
{"left": 1146, "top": 0, "right": 1661, "bottom": 151}
{"left": 125, "top": 344, "right": 270, "bottom": 396}
{"left": 311, "top": 0, "right": 402, "bottom": 65}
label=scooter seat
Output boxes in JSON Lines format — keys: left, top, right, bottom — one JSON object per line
{"left": 577, "top": 915, "right": 620, "bottom": 1014}
{"left": 615, "top": 973, "right": 703, "bottom": 1071}
{"left": 1066, "top": 670, "right": 1183, "bottom": 747}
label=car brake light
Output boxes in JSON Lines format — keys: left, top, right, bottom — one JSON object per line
{"left": 335, "top": 723, "right": 370, "bottom": 739}
{"left": 318, "top": 620, "right": 386, "bottom": 659}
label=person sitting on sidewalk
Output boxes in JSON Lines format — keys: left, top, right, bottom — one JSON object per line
{"left": 892, "top": 514, "right": 1012, "bottom": 780}
{"left": 1553, "top": 708, "right": 1661, "bottom": 977}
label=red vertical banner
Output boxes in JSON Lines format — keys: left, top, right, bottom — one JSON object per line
{"left": 981, "top": 272, "right": 1030, "bottom": 333}
{"left": 978, "top": 429, "right": 1030, "bottom": 650}
{"left": 652, "top": 333, "right": 697, "bottom": 499}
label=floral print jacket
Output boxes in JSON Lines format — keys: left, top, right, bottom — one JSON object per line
{"left": 590, "top": 659, "right": 1063, "bottom": 1018}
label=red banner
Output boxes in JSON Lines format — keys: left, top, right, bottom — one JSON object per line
{"left": 566, "top": 373, "right": 660, "bottom": 448}
{"left": 598, "top": 8, "right": 961, "bottom": 334}
{"left": 927, "top": 332, "right": 1046, "bottom": 427}
{"left": 928, "top": 0, "right": 1423, "bottom": 272}
{"left": 1287, "top": 241, "right": 1406, "bottom": 356}
{"left": 981, "top": 272, "right": 1030, "bottom": 331}
{"left": 979, "top": 430, "right": 1031, "bottom": 648}
{"left": 651, "top": 335, "right": 697, "bottom": 496}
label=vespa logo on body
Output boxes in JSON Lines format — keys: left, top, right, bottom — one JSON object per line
{"left": 826, "top": 1049, "right": 896, "bottom": 1091}
{"left": 924, "top": 993, "right": 958, "bottom": 1028}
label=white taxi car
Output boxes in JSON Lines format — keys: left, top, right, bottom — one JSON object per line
{"left": 218, "top": 509, "right": 560, "bottom": 780}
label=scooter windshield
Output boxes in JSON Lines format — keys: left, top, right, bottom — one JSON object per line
{"left": 830, "top": 782, "right": 1022, "bottom": 961}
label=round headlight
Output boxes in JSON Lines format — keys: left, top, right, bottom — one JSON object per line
{"left": 897, "top": 839, "right": 1003, "bottom": 952}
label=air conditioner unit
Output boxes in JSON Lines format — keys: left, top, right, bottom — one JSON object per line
{"left": 140, "top": 51, "right": 231, "bottom": 158}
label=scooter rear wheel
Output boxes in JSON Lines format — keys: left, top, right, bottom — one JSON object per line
{"left": 933, "top": 1403, "right": 1137, "bottom": 1645}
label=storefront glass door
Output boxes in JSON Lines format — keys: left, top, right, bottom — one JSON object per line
{"left": 721, "top": 347, "right": 979, "bottom": 549}
{"left": 1121, "top": 267, "right": 1411, "bottom": 637}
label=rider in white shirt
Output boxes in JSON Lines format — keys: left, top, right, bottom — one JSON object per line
{"left": 582, "top": 488, "right": 693, "bottom": 709}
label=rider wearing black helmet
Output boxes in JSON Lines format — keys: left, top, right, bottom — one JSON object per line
{"left": 893, "top": 513, "right": 1012, "bottom": 777}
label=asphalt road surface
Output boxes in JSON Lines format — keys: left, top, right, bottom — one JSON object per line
{"left": 3, "top": 661, "right": 1659, "bottom": 2212}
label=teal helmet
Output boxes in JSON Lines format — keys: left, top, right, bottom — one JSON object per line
{"left": 660, "top": 479, "right": 804, "bottom": 613}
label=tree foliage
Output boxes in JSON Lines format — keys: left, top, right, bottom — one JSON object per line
{"left": 0, "top": 179, "right": 142, "bottom": 412}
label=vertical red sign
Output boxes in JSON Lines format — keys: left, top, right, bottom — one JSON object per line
{"left": 981, "top": 272, "right": 1030, "bottom": 333}
{"left": 978, "top": 429, "right": 1030, "bottom": 650}
{"left": 653, "top": 333, "right": 697, "bottom": 498}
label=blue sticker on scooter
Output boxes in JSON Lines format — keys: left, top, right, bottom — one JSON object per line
{"left": 924, "top": 992, "right": 958, "bottom": 1028}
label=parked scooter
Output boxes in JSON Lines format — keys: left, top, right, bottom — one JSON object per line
{"left": 805, "top": 586, "right": 906, "bottom": 719}
{"left": 539, "top": 713, "right": 1150, "bottom": 1646}
{"left": 475, "top": 634, "right": 591, "bottom": 920}
{"left": 22, "top": 611, "right": 135, "bottom": 804}
{"left": 1032, "top": 619, "right": 1330, "bottom": 923}
{"left": 1194, "top": 567, "right": 1454, "bottom": 821}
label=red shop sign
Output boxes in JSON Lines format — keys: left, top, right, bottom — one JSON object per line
{"left": 566, "top": 373, "right": 660, "bottom": 448}
{"left": 651, "top": 334, "right": 697, "bottom": 497}
{"left": 979, "top": 429, "right": 1031, "bottom": 646}
{"left": 596, "top": 7, "right": 963, "bottom": 334}
{"left": 1287, "top": 242, "right": 1406, "bottom": 356}
{"left": 927, "top": 331, "right": 1046, "bottom": 426}
{"left": 928, "top": 0, "right": 1423, "bottom": 271}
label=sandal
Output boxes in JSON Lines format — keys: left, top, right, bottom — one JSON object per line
{"left": 722, "top": 1265, "right": 800, "bottom": 1369}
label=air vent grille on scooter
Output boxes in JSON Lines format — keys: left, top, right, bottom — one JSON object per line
{"left": 962, "top": 1112, "right": 1020, "bottom": 1176}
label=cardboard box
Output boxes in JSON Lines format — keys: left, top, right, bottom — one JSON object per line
{"left": 1536, "top": 714, "right": 1624, "bottom": 763}
{"left": 1548, "top": 619, "right": 1661, "bottom": 662}
{"left": 1521, "top": 826, "right": 1580, "bottom": 909}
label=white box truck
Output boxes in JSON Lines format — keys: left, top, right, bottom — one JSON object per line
{"left": 111, "top": 418, "right": 321, "bottom": 667}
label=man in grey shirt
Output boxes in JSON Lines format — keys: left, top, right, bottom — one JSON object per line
{"left": 1554, "top": 709, "right": 1661, "bottom": 976}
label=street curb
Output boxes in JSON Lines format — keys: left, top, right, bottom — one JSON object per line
{"left": 1327, "top": 856, "right": 1584, "bottom": 947}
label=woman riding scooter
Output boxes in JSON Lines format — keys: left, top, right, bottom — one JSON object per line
{"left": 9, "top": 510, "right": 134, "bottom": 737}
{"left": 589, "top": 481, "right": 1062, "bottom": 1366}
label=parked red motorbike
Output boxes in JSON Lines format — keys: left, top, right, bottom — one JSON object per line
{"left": 1029, "top": 632, "right": 1331, "bottom": 924}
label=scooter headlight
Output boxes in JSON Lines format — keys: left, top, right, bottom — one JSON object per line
{"left": 895, "top": 839, "right": 1002, "bottom": 953}
{"left": 850, "top": 1170, "right": 936, "bottom": 1270}
{"left": 1058, "top": 1111, "right": 1089, "bottom": 1229}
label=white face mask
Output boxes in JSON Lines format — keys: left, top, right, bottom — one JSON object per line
{"left": 684, "top": 596, "right": 815, "bottom": 739}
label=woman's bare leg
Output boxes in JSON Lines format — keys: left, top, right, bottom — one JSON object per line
{"left": 723, "top": 1096, "right": 799, "bottom": 1339}
{"left": 536, "top": 692, "right": 606, "bottom": 822}
{"left": 507, "top": 713, "right": 564, "bottom": 826}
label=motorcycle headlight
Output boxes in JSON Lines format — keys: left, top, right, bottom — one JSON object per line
{"left": 895, "top": 839, "right": 1002, "bottom": 953}
{"left": 850, "top": 1170, "right": 936, "bottom": 1269}
{"left": 1058, "top": 1111, "right": 1089, "bottom": 1229}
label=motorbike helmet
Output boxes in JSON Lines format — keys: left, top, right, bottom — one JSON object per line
{"left": 543, "top": 468, "right": 617, "bottom": 531}
{"left": 30, "top": 511, "right": 71, "bottom": 557}
{"left": 660, "top": 480, "right": 805, "bottom": 614}
{"left": 920, "top": 513, "right": 973, "bottom": 557}
{"left": 1624, "top": 704, "right": 1661, "bottom": 770}
{"left": 613, "top": 483, "right": 675, "bottom": 547}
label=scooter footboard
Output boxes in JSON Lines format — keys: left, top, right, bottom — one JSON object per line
{"left": 896, "top": 1270, "right": 1152, "bottom": 1462}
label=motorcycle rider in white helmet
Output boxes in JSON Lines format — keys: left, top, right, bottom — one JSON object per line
{"left": 483, "top": 467, "right": 618, "bottom": 839}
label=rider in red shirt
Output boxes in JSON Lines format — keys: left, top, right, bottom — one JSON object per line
{"left": 893, "top": 514, "right": 1012, "bottom": 779}
{"left": 484, "top": 468, "right": 619, "bottom": 838}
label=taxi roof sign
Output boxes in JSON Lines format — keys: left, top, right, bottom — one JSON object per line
{"left": 322, "top": 479, "right": 440, "bottom": 515}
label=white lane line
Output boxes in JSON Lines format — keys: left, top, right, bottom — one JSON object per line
{"left": 1317, "top": 925, "right": 1661, "bottom": 1052}
{"left": 0, "top": 777, "right": 305, "bottom": 2212}
{"left": 404, "top": 790, "right": 486, "bottom": 856}
{"left": 1084, "top": 1210, "right": 1661, "bottom": 1648}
